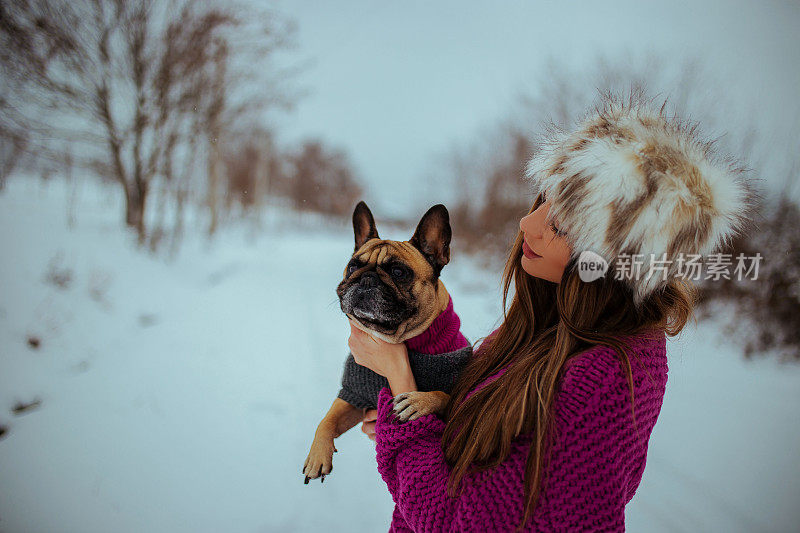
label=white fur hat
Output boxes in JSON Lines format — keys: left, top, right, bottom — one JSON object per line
{"left": 524, "top": 92, "right": 757, "bottom": 306}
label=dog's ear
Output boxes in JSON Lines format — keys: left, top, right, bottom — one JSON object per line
{"left": 409, "top": 204, "right": 451, "bottom": 277}
{"left": 352, "top": 201, "right": 380, "bottom": 252}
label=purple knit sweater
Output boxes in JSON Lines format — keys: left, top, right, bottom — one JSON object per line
{"left": 374, "top": 326, "right": 668, "bottom": 532}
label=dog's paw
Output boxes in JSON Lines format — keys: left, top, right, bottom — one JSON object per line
{"left": 302, "top": 440, "right": 337, "bottom": 484}
{"left": 392, "top": 391, "right": 449, "bottom": 422}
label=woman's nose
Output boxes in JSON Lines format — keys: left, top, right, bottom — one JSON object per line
{"left": 520, "top": 210, "right": 543, "bottom": 238}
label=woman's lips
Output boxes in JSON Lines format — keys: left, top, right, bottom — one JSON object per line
{"left": 522, "top": 240, "right": 542, "bottom": 259}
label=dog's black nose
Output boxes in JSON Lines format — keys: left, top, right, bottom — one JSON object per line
{"left": 360, "top": 271, "right": 378, "bottom": 288}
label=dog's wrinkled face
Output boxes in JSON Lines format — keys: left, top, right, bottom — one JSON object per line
{"left": 337, "top": 201, "right": 452, "bottom": 343}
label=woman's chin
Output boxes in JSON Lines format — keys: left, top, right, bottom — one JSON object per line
{"left": 520, "top": 256, "right": 539, "bottom": 276}
{"left": 520, "top": 258, "right": 556, "bottom": 282}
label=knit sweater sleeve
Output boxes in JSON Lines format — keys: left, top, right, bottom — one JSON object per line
{"left": 374, "top": 343, "right": 650, "bottom": 532}
{"left": 374, "top": 386, "right": 459, "bottom": 530}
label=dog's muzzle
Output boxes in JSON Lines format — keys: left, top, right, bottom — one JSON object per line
{"left": 339, "top": 273, "right": 406, "bottom": 330}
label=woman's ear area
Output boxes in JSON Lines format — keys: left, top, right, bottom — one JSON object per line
{"left": 559, "top": 243, "right": 574, "bottom": 276}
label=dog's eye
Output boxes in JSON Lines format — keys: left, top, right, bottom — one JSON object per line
{"left": 347, "top": 262, "right": 359, "bottom": 275}
{"left": 390, "top": 265, "right": 409, "bottom": 281}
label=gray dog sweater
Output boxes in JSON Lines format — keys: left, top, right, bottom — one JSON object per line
{"left": 337, "top": 345, "right": 474, "bottom": 410}
{"left": 337, "top": 294, "right": 473, "bottom": 410}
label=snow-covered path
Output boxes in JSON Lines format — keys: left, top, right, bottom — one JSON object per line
{"left": 1, "top": 179, "right": 798, "bottom": 532}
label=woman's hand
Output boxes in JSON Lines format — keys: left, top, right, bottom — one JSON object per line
{"left": 347, "top": 319, "right": 408, "bottom": 377}
{"left": 348, "top": 319, "right": 418, "bottom": 396}
{"left": 361, "top": 409, "right": 377, "bottom": 441}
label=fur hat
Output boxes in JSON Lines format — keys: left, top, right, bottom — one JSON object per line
{"left": 524, "top": 92, "right": 757, "bottom": 306}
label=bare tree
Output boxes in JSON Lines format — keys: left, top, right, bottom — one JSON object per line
{"left": 221, "top": 126, "right": 280, "bottom": 211}
{"left": 288, "top": 140, "right": 363, "bottom": 217}
{"left": 0, "top": 0, "right": 296, "bottom": 244}
{"left": 0, "top": 127, "right": 27, "bottom": 190}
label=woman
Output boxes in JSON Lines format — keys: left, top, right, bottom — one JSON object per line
{"left": 347, "top": 93, "right": 755, "bottom": 532}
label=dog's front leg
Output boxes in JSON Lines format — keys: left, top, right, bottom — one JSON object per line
{"left": 303, "top": 398, "right": 364, "bottom": 483}
{"left": 392, "top": 391, "right": 450, "bottom": 421}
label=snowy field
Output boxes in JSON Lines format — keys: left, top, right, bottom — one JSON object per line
{"left": 1, "top": 178, "right": 799, "bottom": 533}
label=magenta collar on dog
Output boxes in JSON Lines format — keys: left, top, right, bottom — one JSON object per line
{"left": 404, "top": 295, "right": 470, "bottom": 355}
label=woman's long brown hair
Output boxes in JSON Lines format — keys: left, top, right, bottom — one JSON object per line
{"left": 441, "top": 193, "right": 697, "bottom": 531}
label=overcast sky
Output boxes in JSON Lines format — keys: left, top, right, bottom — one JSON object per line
{"left": 270, "top": 0, "right": 800, "bottom": 219}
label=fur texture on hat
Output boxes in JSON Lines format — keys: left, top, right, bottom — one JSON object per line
{"left": 524, "top": 92, "right": 757, "bottom": 306}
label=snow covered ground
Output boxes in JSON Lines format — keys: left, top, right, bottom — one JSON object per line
{"left": 1, "top": 178, "right": 798, "bottom": 533}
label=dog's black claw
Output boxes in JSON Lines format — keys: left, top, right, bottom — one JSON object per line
{"left": 304, "top": 476, "right": 310, "bottom": 484}
{"left": 321, "top": 474, "right": 325, "bottom": 483}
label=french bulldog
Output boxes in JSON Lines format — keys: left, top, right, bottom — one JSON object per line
{"left": 302, "top": 201, "right": 471, "bottom": 484}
